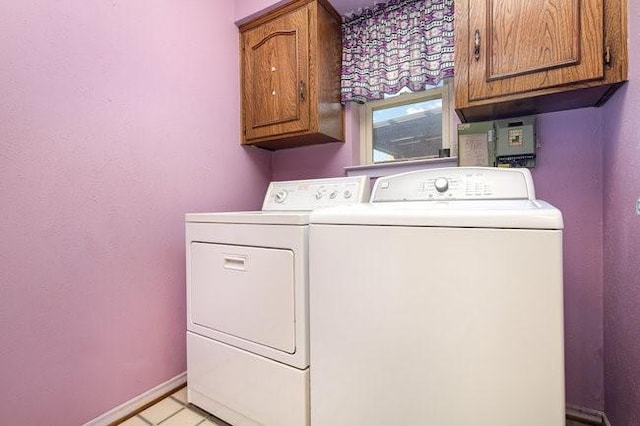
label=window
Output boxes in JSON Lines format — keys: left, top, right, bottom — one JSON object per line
{"left": 358, "top": 79, "right": 454, "bottom": 165}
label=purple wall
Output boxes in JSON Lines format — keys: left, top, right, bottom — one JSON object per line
{"left": 533, "top": 109, "right": 604, "bottom": 410}
{"left": 0, "top": 1, "right": 270, "bottom": 424}
{"left": 273, "top": 106, "right": 608, "bottom": 411}
{"left": 243, "top": 0, "right": 639, "bottom": 415}
{"left": 272, "top": 104, "right": 358, "bottom": 180}
{"left": 235, "top": 0, "right": 289, "bottom": 24}
{"left": 234, "top": 0, "right": 381, "bottom": 22}
{"left": 602, "top": 4, "right": 640, "bottom": 425}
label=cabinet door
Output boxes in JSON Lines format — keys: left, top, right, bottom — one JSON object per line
{"left": 243, "top": 7, "right": 310, "bottom": 141}
{"left": 467, "top": 0, "right": 604, "bottom": 102}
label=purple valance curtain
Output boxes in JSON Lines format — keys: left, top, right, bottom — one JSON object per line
{"left": 341, "top": 0, "right": 454, "bottom": 104}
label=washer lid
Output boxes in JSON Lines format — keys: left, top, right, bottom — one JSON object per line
{"left": 185, "top": 211, "right": 312, "bottom": 225}
{"left": 310, "top": 199, "right": 563, "bottom": 229}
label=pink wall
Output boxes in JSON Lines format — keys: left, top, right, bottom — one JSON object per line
{"left": 0, "top": 0, "right": 270, "bottom": 424}
{"left": 602, "top": 3, "right": 640, "bottom": 425}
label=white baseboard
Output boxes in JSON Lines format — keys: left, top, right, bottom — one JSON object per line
{"left": 566, "top": 403, "right": 611, "bottom": 425}
{"left": 82, "top": 371, "right": 187, "bottom": 426}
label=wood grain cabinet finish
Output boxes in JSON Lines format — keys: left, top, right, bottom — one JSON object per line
{"left": 239, "top": 0, "right": 343, "bottom": 150}
{"left": 455, "top": 0, "right": 628, "bottom": 122}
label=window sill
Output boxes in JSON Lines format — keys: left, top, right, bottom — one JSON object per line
{"left": 345, "top": 157, "right": 458, "bottom": 179}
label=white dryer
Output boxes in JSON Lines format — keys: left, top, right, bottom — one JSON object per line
{"left": 185, "top": 176, "right": 369, "bottom": 426}
{"left": 309, "top": 167, "right": 565, "bottom": 426}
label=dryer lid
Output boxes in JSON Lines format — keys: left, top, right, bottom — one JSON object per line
{"left": 185, "top": 211, "right": 312, "bottom": 225}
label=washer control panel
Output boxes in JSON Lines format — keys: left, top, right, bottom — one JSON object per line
{"left": 371, "top": 167, "right": 536, "bottom": 202}
{"left": 262, "top": 176, "right": 370, "bottom": 211}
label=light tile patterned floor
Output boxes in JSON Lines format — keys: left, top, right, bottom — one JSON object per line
{"left": 120, "top": 386, "right": 593, "bottom": 426}
{"left": 119, "top": 387, "right": 231, "bottom": 426}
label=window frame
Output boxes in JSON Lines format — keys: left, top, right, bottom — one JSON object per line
{"left": 357, "top": 79, "right": 454, "bottom": 166}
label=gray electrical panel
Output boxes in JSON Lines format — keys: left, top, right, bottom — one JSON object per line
{"left": 457, "top": 116, "right": 537, "bottom": 168}
{"left": 495, "top": 116, "right": 537, "bottom": 168}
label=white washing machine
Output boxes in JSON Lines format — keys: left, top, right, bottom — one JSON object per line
{"left": 309, "top": 167, "right": 565, "bottom": 426}
{"left": 185, "top": 176, "right": 369, "bottom": 426}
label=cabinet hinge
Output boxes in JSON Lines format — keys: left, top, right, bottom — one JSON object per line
{"left": 604, "top": 45, "right": 612, "bottom": 68}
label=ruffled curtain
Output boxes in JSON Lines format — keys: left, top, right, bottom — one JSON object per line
{"left": 341, "top": 0, "right": 454, "bottom": 104}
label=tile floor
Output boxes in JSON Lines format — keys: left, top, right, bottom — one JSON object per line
{"left": 118, "top": 387, "right": 231, "bottom": 426}
{"left": 119, "top": 386, "right": 596, "bottom": 426}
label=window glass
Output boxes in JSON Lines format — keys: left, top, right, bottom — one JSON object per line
{"left": 372, "top": 98, "right": 443, "bottom": 162}
{"left": 359, "top": 79, "right": 453, "bottom": 166}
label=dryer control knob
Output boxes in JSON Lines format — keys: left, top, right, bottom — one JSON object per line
{"left": 315, "top": 190, "right": 324, "bottom": 200}
{"left": 275, "top": 190, "right": 288, "bottom": 203}
{"left": 343, "top": 189, "right": 352, "bottom": 199}
{"left": 434, "top": 177, "right": 449, "bottom": 193}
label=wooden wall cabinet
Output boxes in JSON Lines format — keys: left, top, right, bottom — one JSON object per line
{"left": 454, "top": 0, "right": 628, "bottom": 122}
{"left": 239, "top": 0, "right": 343, "bottom": 150}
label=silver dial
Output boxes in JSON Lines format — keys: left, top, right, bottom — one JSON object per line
{"left": 275, "top": 190, "right": 288, "bottom": 203}
{"left": 434, "top": 177, "right": 449, "bottom": 193}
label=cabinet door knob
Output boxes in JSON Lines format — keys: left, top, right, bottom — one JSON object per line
{"left": 474, "top": 29, "right": 481, "bottom": 61}
{"left": 299, "top": 80, "right": 306, "bottom": 101}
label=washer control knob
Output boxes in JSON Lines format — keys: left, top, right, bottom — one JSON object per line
{"left": 434, "top": 177, "right": 449, "bottom": 193}
{"left": 315, "top": 190, "right": 323, "bottom": 200}
{"left": 329, "top": 190, "right": 338, "bottom": 199}
{"left": 343, "top": 189, "right": 352, "bottom": 199}
{"left": 274, "top": 190, "right": 288, "bottom": 203}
